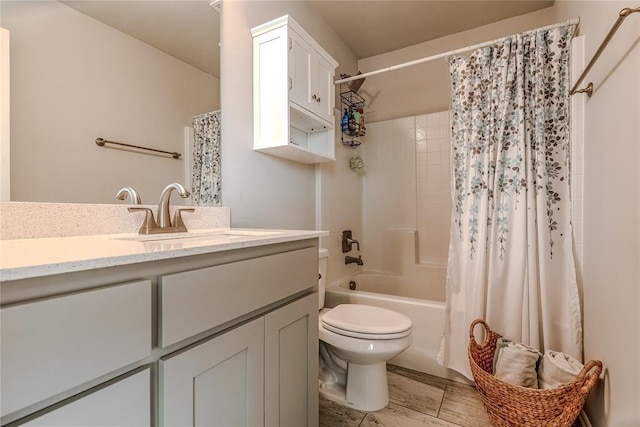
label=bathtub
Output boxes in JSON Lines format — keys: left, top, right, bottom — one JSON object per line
{"left": 324, "top": 272, "right": 466, "bottom": 382}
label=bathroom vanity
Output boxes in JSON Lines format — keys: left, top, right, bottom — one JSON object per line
{"left": 0, "top": 226, "right": 324, "bottom": 426}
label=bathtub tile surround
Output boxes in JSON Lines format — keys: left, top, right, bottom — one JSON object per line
{"left": 362, "top": 111, "right": 451, "bottom": 292}
{"left": 0, "top": 202, "right": 230, "bottom": 240}
{"left": 320, "top": 364, "right": 493, "bottom": 427}
{"left": 363, "top": 111, "right": 451, "bottom": 271}
{"left": 416, "top": 111, "right": 452, "bottom": 266}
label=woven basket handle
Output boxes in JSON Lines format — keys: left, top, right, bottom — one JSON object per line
{"left": 576, "top": 360, "right": 603, "bottom": 394}
{"left": 469, "top": 319, "right": 491, "bottom": 346}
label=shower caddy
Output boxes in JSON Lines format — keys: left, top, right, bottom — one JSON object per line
{"left": 339, "top": 74, "right": 366, "bottom": 149}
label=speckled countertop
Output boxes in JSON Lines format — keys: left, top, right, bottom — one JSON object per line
{"left": 0, "top": 228, "right": 327, "bottom": 282}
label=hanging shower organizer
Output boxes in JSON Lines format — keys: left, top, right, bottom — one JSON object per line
{"left": 339, "top": 74, "right": 366, "bottom": 149}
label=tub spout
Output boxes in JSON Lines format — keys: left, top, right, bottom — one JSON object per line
{"left": 345, "top": 255, "right": 363, "bottom": 266}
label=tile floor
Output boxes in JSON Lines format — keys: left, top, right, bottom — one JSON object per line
{"left": 319, "top": 364, "right": 495, "bottom": 427}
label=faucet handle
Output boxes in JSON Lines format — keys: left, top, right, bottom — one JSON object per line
{"left": 128, "top": 207, "right": 159, "bottom": 234}
{"left": 172, "top": 208, "right": 195, "bottom": 231}
{"left": 342, "top": 230, "right": 361, "bottom": 252}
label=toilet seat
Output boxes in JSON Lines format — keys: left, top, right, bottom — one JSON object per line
{"left": 321, "top": 304, "right": 412, "bottom": 339}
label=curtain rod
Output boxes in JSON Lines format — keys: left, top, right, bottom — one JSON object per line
{"left": 570, "top": 7, "right": 640, "bottom": 97}
{"left": 334, "top": 18, "right": 580, "bottom": 85}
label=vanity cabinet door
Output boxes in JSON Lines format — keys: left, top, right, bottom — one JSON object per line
{"left": 265, "top": 293, "right": 319, "bottom": 427}
{"left": 160, "top": 318, "right": 264, "bottom": 427}
{"left": 24, "top": 369, "right": 151, "bottom": 426}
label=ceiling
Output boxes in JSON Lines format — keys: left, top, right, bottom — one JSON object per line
{"left": 60, "top": 0, "right": 221, "bottom": 77}
{"left": 308, "top": 1, "right": 554, "bottom": 59}
{"left": 60, "top": 0, "right": 555, "bottom": 79}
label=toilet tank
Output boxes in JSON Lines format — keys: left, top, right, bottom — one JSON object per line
{"left": 318, "top": 248, "right": 329, "bottom": 310}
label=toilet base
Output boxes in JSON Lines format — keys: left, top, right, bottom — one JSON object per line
{"left": 319, "top": 361, "right": 389, "bottom": 412}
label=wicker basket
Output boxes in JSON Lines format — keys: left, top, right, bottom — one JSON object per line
{"left": 468, "top": 319, "right": 602, "bottom": 427}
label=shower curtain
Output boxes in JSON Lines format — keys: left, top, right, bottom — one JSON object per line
{"left": 437, "top": 25, "right": 582, "bottom": 379}
{"left": 191, "top": 110, "right": 221, "bottom": 206}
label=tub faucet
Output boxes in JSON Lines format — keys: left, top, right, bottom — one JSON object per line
{"left": 115, "top": 187, "right": 142, "bottom": 204}
{"left": 345, "top": 255, "right": 363, "bottom": 266}
{"left": 157, "top": 183, "right": 190, "bottom": 228}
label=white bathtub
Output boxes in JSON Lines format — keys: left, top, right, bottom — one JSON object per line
{"left": 324, "top": 273, "right": 466, "bottom": 382}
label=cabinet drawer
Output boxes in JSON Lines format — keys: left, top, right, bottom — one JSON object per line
{"left": 0, "top": 280, "right": 152, "bottom": 417}
{"left": 160, "top": 247, "right": 317, "bottom": 347}
{"left": 25, "top": 369, "right": 151, "bottom": 426}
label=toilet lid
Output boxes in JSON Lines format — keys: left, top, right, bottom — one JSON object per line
{"left": 321, "top": 304, "right": 412, "bottom": 336}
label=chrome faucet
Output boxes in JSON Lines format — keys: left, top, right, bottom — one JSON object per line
{"left": 115, "top": 187, "right": 142, "bottom": 204}
{"left": 157, "top": 183, "right": 190, "bottom": 228}
{"left": 128, "top": 183, "right": 194, "bottom": 234}
{"left": 345, "top": 255, "right": 363, "bottom": 266}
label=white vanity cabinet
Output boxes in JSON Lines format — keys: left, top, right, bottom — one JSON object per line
{"left": 159, "top": 247, "right": 319, "bottom": 427}
{"left": 252, "top": 15, "right": 338, "bottom": 164}
{"left": 161, "top": 293, "right": 319, "bottom": 427}
{"left": 0, "top": 238, "right": 320, "bottom": 427}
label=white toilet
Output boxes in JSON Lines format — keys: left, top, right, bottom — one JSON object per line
{"left": 317, "top": 249, "right": 412, "bottom": 411}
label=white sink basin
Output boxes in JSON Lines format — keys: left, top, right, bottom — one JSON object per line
{"left": 114, "top": 229, "right": 283, "bottom": 243}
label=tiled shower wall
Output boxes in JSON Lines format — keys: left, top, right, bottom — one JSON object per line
{"left": 415, "top": 112, "right": 452, "bottom": 266}
{"left": 362, "top": 111, "right": 451, "bottom": 285}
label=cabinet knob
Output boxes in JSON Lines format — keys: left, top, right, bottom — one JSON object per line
{"left": 312, "top": 94, "right": 321, "bottom": 103}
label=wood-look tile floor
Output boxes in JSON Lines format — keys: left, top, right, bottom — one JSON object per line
{"left": 319, "top": 364, "right": 494, "bottom": 427}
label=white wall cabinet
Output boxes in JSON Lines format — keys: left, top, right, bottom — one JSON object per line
{"left": 0, "top": 240, "right": 319, "bottom": 427}
{"left": 252, "top": 15, "right": 338, "bottom": 164}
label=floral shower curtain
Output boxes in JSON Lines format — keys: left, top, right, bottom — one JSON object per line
{"left": 437, "top": 25, "right": 582, "bottom": 378}
{"left": 191, "top": 110, "right": 221, "bottom": 206}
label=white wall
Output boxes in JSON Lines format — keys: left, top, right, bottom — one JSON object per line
{"left": 358, "top": 7, "right": 556, "bottom": 122}
{"left": 220, "top": 1, "right": 361, "bottom": 285}
{"left": 555, "top": 2, "right": 640, "bottom": 426}
{"left": 2, "top": 1, "right": 219, "bottom": 204}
